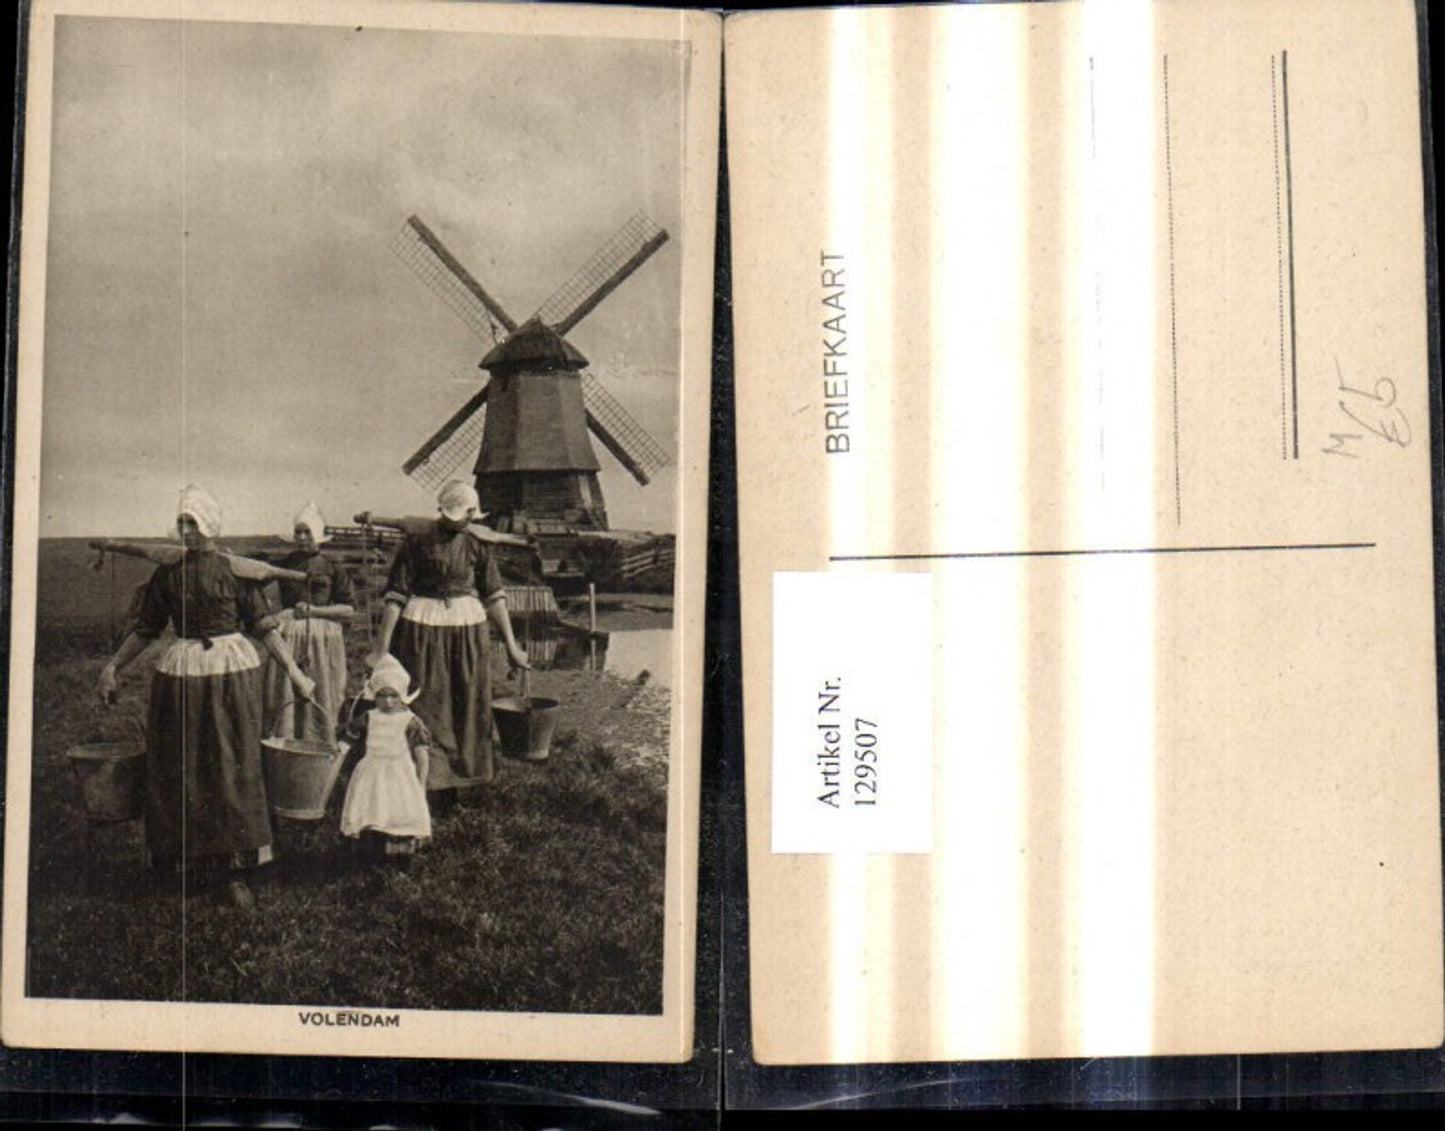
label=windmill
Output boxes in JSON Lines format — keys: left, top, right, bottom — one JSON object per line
{"left": 392, "top": 212, "right": 671, "bottom": 543}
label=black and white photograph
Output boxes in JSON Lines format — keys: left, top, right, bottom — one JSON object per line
{"left": 4, "top": 0, "right": 718, "bottom": 1061}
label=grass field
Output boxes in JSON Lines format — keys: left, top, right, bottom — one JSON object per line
{"left": 22, "top": 539, "right": 670, "bottom": 1014}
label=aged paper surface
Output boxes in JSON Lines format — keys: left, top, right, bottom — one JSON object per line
{"left": 729, "top": 0, "right": 1441, "bottom": 1062}
{"left": 4, "top": 0, "right": 717, "bottom": 1060}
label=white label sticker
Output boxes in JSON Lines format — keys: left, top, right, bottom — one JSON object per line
{"left": 771, "top": 571, "right": 934, "bottom": 854}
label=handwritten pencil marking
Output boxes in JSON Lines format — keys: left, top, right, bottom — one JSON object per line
{"left": 1330, "top": 356, "right": 1411, "bottom": 451}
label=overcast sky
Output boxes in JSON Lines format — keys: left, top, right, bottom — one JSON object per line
{"left": 37, "top": 13, "right": 687, "bottom": 537}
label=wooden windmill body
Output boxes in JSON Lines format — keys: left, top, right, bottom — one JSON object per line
{"left": 393, "top": 213, "right": 673, "bottom": 588}
{"left": 474, "top": 319, "right": 607, "bottom": 532}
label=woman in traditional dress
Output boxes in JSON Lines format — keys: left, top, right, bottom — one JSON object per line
{"left": 263, "top": 501, "right": 354, "bottom": 748}
{"left": 97, "top": 485, "right": 316, "bottom": 907}
{"left": 369, "top": 480, "right": 529, "bottom": 814}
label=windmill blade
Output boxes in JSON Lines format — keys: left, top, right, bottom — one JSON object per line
{"left": 535, "top": 212, "right": 670, "bottom": 335}
{"left": 392, "top": 215, "right": 519, "bottom": 341}
{"left": 402, "top": 383, "right": 489, "bottom": 493}
{"left": 581, "top": 371, "right": 669, "bottom": 486}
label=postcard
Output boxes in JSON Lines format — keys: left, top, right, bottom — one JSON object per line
{"left": 728, "top": 0, "right": 1442, "bottom": 1062}
{"left": 3, "top": 0, "right": 718, "bottom": 1061}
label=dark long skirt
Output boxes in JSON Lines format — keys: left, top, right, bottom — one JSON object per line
{"left": 392, "top": 617, "right": 494, "bottom": 788}
{"left": 145, "top": 663, "right": 272, "bottom": 872}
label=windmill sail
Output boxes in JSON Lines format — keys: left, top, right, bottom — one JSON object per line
{"left": 535, "top": 212, "right": 670, "bottom": 335}
{"left": 393, "top": 208, "right": 672, "bottom": 526}
{"left": 403, "top": 384, "right": 490, "bottom": 493}
{"left": 392, "top": 216, "right": 518, "bottom": 342}
{"left": 581, "top": 371, "right": 668, "bottom": 486}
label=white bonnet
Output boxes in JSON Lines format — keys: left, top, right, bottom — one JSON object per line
{"left": 177, "top": 484, "right": 222, "bottom": 539}
{"left": 363, "top": 654, "right": 419, "bottom": 704}
{"left": 437, "top": 480, "right": 482, "bottom": 523}
{"left": 284, "top": 500, "right": 330, "bottom": 545}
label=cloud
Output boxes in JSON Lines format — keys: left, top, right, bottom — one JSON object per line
{"left": 37, "top": 16, "right": 688, "bottom": 537}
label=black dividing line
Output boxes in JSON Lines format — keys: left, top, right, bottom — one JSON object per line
{"left": 1282, "top": 48, "right": 1299, "bottom": 459}
{"left": 1163, "top": 55, "right": 1181, "bottom": 524}
{"left": 829, "top": 542, "right": 1375, "bottom": 564}
{"left": 1272, "top": 54, "right": 1288, "bottom": 460}
{"left": 1088, "top": 55, "right": 1098, "bottom": 151}
{"left": 1090, "top": 55, "right": 1105, "bottom": 489}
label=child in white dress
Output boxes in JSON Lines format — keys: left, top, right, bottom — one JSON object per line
{"left": 339, "top": 655, "right": 432, "bottom": 864}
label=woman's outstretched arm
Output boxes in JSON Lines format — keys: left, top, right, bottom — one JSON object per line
{"left": 97, "top": 632, "right": 152, "bottom": 703}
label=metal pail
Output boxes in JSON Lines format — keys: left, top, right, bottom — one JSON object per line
{"left": 492, "top": 696, "right": 561, "bottom": 762}
{"left": 261, "top": 700, "right": 342, "bottom": 819}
